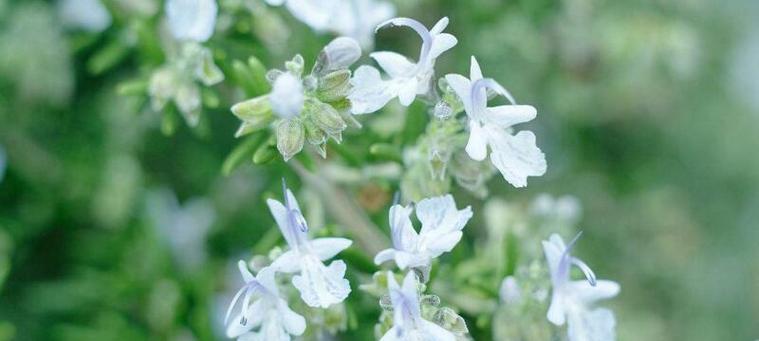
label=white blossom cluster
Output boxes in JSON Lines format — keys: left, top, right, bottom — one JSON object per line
{"left": 146, "top": 2, "right": 619, "bottom": 340}
{"left": 225, "top": 181, "right": 352, "bottom": 340}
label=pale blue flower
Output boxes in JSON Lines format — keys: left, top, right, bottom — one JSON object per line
{"left": 445, "top": 56, "right": 546, "bottom": 188}
{"left": 349, "top": 17, "right": 458, "bottom": 114}
{"left": 265, "top": 0, "right": 394, "bottom": 48}
{"left": 166, "top": 0, "right": 218, "bottom": 42}
{"left": 374, "top": 195, "right": 472, "bottom": 270}
{"left": 268, "top": 180, "right": 353, "bottom": 308}
{"left": 225, "top": 263, "right": 306, "bottom": 340}
{"left": 542, "top": 233, "right": 620, "bottom": 341}
{"left": 380, "top": 272, "right": 455, "bottom": 341}
{"left": 58, "top": 0, "right": 112, "bottom": 32}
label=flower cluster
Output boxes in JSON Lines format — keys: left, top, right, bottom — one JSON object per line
{"left": 225, "top": 180, "right": 352, "bottom": 339}
{"left": 232, "top": 37, "right": 361, "bottom": 160}
{"left": 371, "top": 194, "right": 473, "bottom": 340}
{"left": 148, "top": 0, "right": 224, "bottom": 127}
{"left": 195, "top": 7, "right": 619, "bottom": 341}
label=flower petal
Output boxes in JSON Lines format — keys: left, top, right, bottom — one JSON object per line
{"left": 292, "top": 257, "right": 350, "bottom": 308}
{"left": 567, "top": 308, "right": 616, "bottom": 341}
{"left": 429, "top": 17, "right": 449, "bottom": 35}
{"left": 465, "top": 120, "right": 488, "bottom": 161}
{"left": 488, "top": 130, "right": 547, "bottom": 188}
{"left": 166, "top": 0, "right": 218, "bottom": 42}
{"left": 371, "top": 51, "right": 416, "bottom": 78}
{"left": 420, "top": 320, "right": 456, "bottom": 341}
{"left": 546, "top": 291, "right": 567, "bottom": 326}
{"left": 424, "top": 230, "right": 463, "bottom": 257}
{"left": 266, "top": 199, "right": 299, "bottom": 250}
{"left": 310, "top": 237, "right": 352, "bottom": 261}
{"left": 568, "top": 280, "right": 620, "bottom": 304}
{"left": 428, "top": 33, "right": 458, "bottom": 60}
{"left": 374, "top": 248, "right": 397, "bottom": 265}
{"left": 270, "top": 250, "right": 301, "bottom": 273}
{"left": 416, "top": 194, "right": 472, "bottom": 235}
{"left": 349, "top": 65, "right": 398, "bottom": 114}
{"left": 284, "top": 0, "right": 338, "bottom": 31}
{"left": 389, "top": 204, "right": 418, "bottom": 251}
{"left": 397, "top": 78, "right": 419, "bottom": 106}
{"left": 444, "top": 73, "right": 472, "bottom": 113}
{"left": 469, "top": 56, "right": 483, "bottom": 82}
{"left": 277, "top": 299, "right": 307, "bottom": 335}
{"left": 485, "top": 105, "right": 537, "bottom": 128}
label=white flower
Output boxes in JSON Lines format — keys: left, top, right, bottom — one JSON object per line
{"left": 225, "top": 263, "right": 306, "bottom": 340}
{"left": 330, "top": 0, "right": 396, "bottom": 48}
{"left": 542, "top": 233, "right": 620, "bottom": 341}
{"left": 58, "top": 0, "right": 112, "bottom": 32}
{"left": 266, "top": 0, "right": 394, "bottom": 48}
{"left": 445, "top": 56, "right": 546, "bottom": 188}
{"left": 380, "top": 272, "right": 456, "bottom": 341}
{"left": 166, "top": 0, "right": 218, "bottom": 42}
{"left": 499, "top": 276, "right": 522, "bottom": 304}
{"left": 374, "top": 195, "right": 472, "bottom": 270}
{"left": 270, "top": 73, "right": 304, "bottom": 119}
{"left": 267, "top": 180, "right": 352, "bottom": 308}
{"left": 349, "top": 17, "right": 458, "bottom": 114}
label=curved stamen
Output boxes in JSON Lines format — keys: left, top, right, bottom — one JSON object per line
{"left": 558, "top": 231, "right": 598, "bottom": 286}
{"left": 224, "top": 280, "right": 265, "bottom": 325}
{"left": 470, "top": 78, "right": 517, "bottom": 114}
{"left": 376, "top": 17, "right": 432, "bottom": 72}
{"left": 224, "top": 285, "right": 249, "bottom": 325}
{"left": 571, "top": 257, "right": 597, "bottom": 286}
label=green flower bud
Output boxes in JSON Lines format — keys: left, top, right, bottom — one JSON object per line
{"left": 304, "top": 118, "right": 327, "bottom": 146}
{"left": 276, "top": 119, "right": 305, "bottom": 161}
{"left": 433, "top": 307, "right": 469, "bottom": 334}
{"left": 317, "top": 69, "right": 351, "bottom": 102}
{"left": 231, "top": 96, "right": 271, "bottom": 120}
{"left": 284, "top": 54, "right": 304, "bottom": 77}
{"left": 232, "top": 97, "right": 274, "bottom": 137}
{"left": 305, "top": 99, "right": 347, "bottom": 139}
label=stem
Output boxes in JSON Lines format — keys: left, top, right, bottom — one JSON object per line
{"left": 289, "top": 160, "right": 388, "bottom": 256}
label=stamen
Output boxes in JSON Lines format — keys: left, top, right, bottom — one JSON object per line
{"left": 571, "top": 257, "right": 597, "bottom": 286}
{"left": 376, "top": 17, "right": 432, "bottom": 71}
{"left": 471, "top": 78, "right": 517, "bottom": 109}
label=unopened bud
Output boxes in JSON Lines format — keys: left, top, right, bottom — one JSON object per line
{"left": 317, "top": 70, "right": 352, "bottom": 102}
{"left": 276, "top": 119, "right": 305, "bottom": 161}
{"left": 313, "top": 37, "right": 361, "bottom": 76}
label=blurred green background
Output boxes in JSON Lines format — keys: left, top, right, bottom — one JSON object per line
{"left": 1, "top": 0, "right": 758, "bottom": 340}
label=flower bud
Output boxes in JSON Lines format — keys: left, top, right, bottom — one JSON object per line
{"left": 433, "top": 307, "right": 468, "bottom": 334}
{"left": 317, "top": 70, "right": 351, "bottom": 102}
{"left": 231, "top": 96, "right": 271, "bottom": 120}
{"left": 312, "top": 37, "right": 361, "bottom": 76}
{"left": 276, "top": 119, "right": 305, "bottom": 161}
{"left": 284, "top": 54, "right": 305, "bottom": 77}
{"left": 305, "top": 100, "right": 347, "bottom": 138}
{"left": 303, "top": 118, "right": 327, "bottom": 146}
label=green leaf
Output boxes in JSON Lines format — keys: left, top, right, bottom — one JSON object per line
{"left": 221, "top": 133, "right": 267, "bottom": 176}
